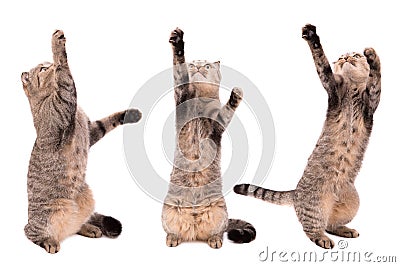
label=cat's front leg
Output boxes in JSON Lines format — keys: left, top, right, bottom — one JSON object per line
{"left": 302, "top": 24, "right": 337, "bottom": 95}
{"left": 170, "top": 28, "right": 191, "bottom": 105}
{"left": 89, "top": 108, "right": 142, "bottom": 146}
{"left": 215, "top": 87, "right": 243, "bottom": 131}
{"left": 169, "top": 28, "right": 185, "bottom": 63}
{"left": 52, "top": 30, "right": 68, "bottom": 67}
{"left": 228, "top": 87, "right": 243, "bottom": 109}
{"left": 363, "top": 48, "right": 381, "bottom": 114}
{"left": 51, "top": 30, "right": 76, "bottom": 100}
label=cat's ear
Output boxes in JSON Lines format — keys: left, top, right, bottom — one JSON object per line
{"left": 213, "top": 61, "right": 221, "bottom": 69}
{"left": 21, "top": 72, "right": 30, "bottom": 85}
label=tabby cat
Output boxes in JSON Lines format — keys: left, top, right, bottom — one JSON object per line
{"left": 161, "top": 28, "right": 256, "bottom": 248}
{"left": 22, "top": 30, "right": 142, "bottom": 253}
{"left": 234, "top": 24, "right": 381, "bottom": 249}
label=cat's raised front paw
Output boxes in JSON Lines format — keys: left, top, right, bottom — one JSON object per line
{"left": 169, "top": 28, "right": 184, "bottom": 56}
{"left": 302, "top": 24, "right": 321, "bottom": 48}
{"left": 122, "top": 108, "right": 142, "bottom": 124}
{"left": 302, "top": 24, "right": 317, "bottom": 40}
{"left": 169, "top": 28, "right": 184, "bottom": 45}
{"left": 364, "top": 47, "right": 378, "bottom": 67}
{"left": 229, "top": 87, "right": 243, "bottom": 108}
{"left": 52, "top": 29, "right": 66, "bottom": 47}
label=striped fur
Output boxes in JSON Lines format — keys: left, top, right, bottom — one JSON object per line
{"left": 234, "top": 24, "right": 381, "bottom": 249}
{"left": 162, "top": 28, "right": 255, "bottom": 248}
{"left": 22, "top": 30, "right": 141, "bottom": 253}
{"left": 234, "top": 184, "right": 294, "bottom": 206}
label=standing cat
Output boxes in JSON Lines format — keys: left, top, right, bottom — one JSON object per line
{"left": 161, "top": 28, "right": 256, "bottom": 248}
{"left": 22, "top": 30, "right": 142, "bottom": 253}
{"left": 234, "top": 24, "right": 381, "bottom": 249}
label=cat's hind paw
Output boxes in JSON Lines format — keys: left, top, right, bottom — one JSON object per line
{"left": 326, "top": 226, "right": 359, "bottom": 238}
{"left": 310, "top": 235, "right": 335, "bottom": 249}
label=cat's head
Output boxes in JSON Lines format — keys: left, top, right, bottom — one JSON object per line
{"left": 21, "top": 62, "right": 56, "bottom": 106}
{"left": 188, "top": 60, "right": 221, "bottom": 98}
{"left": 333, "top": 52, "right": 370, "bottom": 83}
{"left": 21, "top": 61, "right": 58, "bottom": 132}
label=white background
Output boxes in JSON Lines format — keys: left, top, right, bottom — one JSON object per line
{"left": 0, "top": 0, "right": 398, "bottom": 266}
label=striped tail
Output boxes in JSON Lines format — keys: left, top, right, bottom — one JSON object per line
{"left": 226, "top": 219, "right": 256, "bottom": 243}
{"left": 234, "top": 184, "right": 294, "bottom": 206}
{"left": 87, "top": 213, "right": 122, "bottom": 238}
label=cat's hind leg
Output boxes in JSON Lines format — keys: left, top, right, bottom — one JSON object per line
{"left": 36, "top": 238, "right": 60, "bottom": 254}
{"left": 326, "top": 226, "right": 359, "bottom": 238}
{"left": 24, "top": 223, "right": 61, "bottom": 254}
{"left": 166, "top": 233, "right": 182, "bottom": 247}
{"left": 196, "top": 198, "right": 228, "bottom": 249}
{"left": 294, "top": 191, "right": 335, "bottom": 249}
{"left": 25, "top": 198, "right": 79, "bottom": 253}
{"left": 207, "top": 234, "right": 223, "bottom": 249}
{"left": 326, "top": 185, "right": 360, "bottom": 238}
{"left": 162, "top": 203, "right": 190, "bottom": 247}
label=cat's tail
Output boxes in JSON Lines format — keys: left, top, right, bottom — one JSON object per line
{"left": 87, "top": 212, "right": 122, "bottom": 238}
{"left": 234, "top": 184, "right": 294, "bottom": 206}
{"left": 226, "top": 219, "right": 256, "bottom": 243}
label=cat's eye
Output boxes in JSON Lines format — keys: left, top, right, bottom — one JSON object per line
{"left": 353, "top": 54, "right": 362, "bottom": 58}
{"left": 189, "top": 64, "right": 196, "bottom": 70}
{"left": 40, "top": 67, "right": 48, "bottom": 72}
{"left": 204, "top": 64, "right": 211, "bottom": 70}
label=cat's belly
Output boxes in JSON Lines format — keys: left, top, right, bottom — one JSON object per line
{"left": 307, "top": 118, "right": 370, "bottom": 182}
{"left": 162, "top": 198, "right": 228, "bottom": 241}
{"left": 48, "top": 112, "right": 93, "bottom": 240}
{"left": 48, "top": 185, "right": 95, "bottom": 241}
{"left": 62, "top": 110, "right": 90, "bottom": 194}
